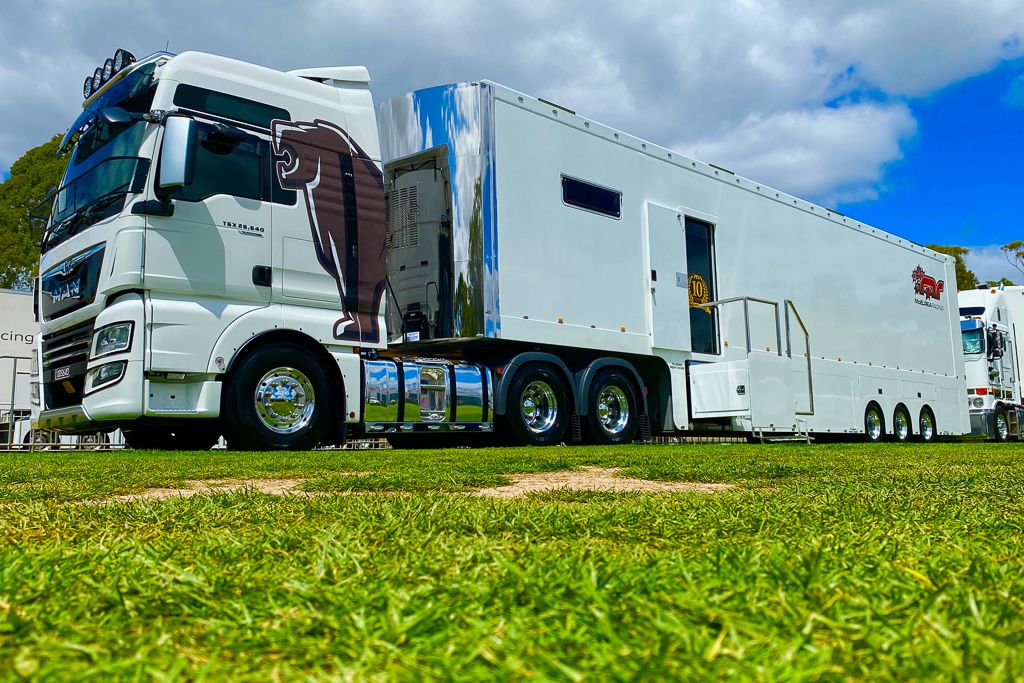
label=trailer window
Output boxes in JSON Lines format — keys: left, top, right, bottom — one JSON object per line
{"left": 561, "top": 176, "right": 621, "bottom": 218}
{"left": 962, "top": 329, "right": 984, "bottom": 355}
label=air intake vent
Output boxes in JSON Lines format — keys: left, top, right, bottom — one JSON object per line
{"left": 385, "top": 184, "right": 420, "bottom": 250}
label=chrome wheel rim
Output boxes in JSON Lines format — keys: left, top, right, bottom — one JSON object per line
{"left": 255, "top": 367, "right": 316, "bottom": 434}
{"left": 597, "top": 385, "right": 630, "bottom": 435}
{"left": 521, "top": 380, "right": 558, "bottom": 434}
{"left": 920, "top": 412, "right": 935, "bottom": 441}
{"left": 866, "top": 409, "right": 882, "bottom": 441}
{"left": 996, "top": 412, "right": 1009, "bottom": 441}
{"left": 894, "top": 412, "right": 910, "bottom": 441}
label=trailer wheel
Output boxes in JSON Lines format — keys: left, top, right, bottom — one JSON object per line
{"left": 994, "top": 407, "right": 1010, "bottom": 442}
{"left": 892, "top": 405, "right": 912, "bottom": 442}
{"left": 918, "top": 407, "right": 936, "bottom": 442}
{"left": 123, "top": 423, "right": 221, "bottom": 450}
{"left": 585, "top": 368, "right": 639, "bottom": 445}
{"left": 504, "top": 364, "right": 570, "bottom": 446}
{"left": 864, "top": 403, "right": 885, "bottom": 442}
{"left": 223, "top": 343, "right": 333, "bottom": 450}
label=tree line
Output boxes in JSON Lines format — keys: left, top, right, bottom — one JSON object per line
{"left": 0, "top": 135, "right": 1020, "bottom": 291}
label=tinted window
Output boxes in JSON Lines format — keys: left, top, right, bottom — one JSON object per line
{"left": 562, "top": 176, "right": 621, "bottom": 218}
{"left": 173, "top": 84, "right": 289, "bottom": 128}
{"left": 960, "top": 306, "right": 985, "bottom": 316}
{"left": 686, "top": 217, "right": 718, "bottom": 354}
{"left": 173, "top": 123, "right": 263, "bottom": 202}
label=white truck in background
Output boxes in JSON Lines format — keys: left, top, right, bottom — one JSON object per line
{"left": 959, "top": 285, "right": 1024, "bottom": 440}
{"left": 31, "top": 48, "right": 970, "bottom": 450}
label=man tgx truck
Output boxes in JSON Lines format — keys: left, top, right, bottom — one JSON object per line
{"left": 32, "top": 48, "right": 969, "bottom": 450}
{"left": 959, "top": 285, "right": 1024, "bottom": 440}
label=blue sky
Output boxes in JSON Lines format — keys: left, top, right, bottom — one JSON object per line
{"left": 0, "top": 1, "right": 1021, "bottom": 282}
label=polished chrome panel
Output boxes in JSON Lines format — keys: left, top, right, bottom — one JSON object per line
{"left": 363, "top": 360, "right": 400, "bottom": 422}
{"left": 380, "top": 82, "right": 499, "bottom": 341}
{"left": 453, "top": 363, "right": 485, "bottom": 422}
{"left": 402, "top": 361, "right": 449, "bottom": 423}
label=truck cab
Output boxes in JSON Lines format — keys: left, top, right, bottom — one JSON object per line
{"left": 959, "top": 285, "right": 1024, "bottom": 440}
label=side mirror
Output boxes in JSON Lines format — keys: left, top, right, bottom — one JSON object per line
{"left": 98, "top": 107, "right": 135, "bottom": 127}
{"left": 158, "top": 116, "right": 196, "bottom": 196}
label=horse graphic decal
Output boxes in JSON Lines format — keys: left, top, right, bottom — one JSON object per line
{"left": 271, "top": 118, "right": 387, "bottom": 344}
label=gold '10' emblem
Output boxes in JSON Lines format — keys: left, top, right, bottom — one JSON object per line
{"left": 688, "top": 274, "right": 711, "bottom": 314}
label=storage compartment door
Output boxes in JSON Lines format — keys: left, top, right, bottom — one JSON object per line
{"left": 646, "top": 203, "right": 689, "bottom": 351}
{"left": 748, "top": 352, "right": 797, "bottom": 431}
{"left": 689, "top": 360, "right": 749, "bottom": 418}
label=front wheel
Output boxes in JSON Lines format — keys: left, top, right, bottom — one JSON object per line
{"left": 585, "top": 368, "right": 640, "bottom": 445}
{"left": 503, "top": 364, "right": 570, "bottom": 446}
{"left": 994, "top": 407, "right": 1010, "bottom": 442}
{"left": 223, "top": 343, "right": 334, "bottom": 450}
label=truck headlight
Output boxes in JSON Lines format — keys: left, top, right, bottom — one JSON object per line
{"left": 92, "top": 322, "right": 133, "bottom": 358}
{"left": 86, "top": 361, "right": 126, "bottom": 392}
{"left": 972, "top": 397, "right": 984, "bottom": 408}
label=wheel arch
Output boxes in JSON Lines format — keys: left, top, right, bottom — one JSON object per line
{"left": 574, "top": 358, "right": 649, "bottom": 418}
{"left": 865, "top": 400, "right": 886, "bottom": 435}
{"left": 494, "top": 352, "right": 576, "bottom": 416}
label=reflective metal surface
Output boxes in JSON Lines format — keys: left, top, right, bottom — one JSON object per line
{"left": 894, "top": 410, "right": 910, "bottom": 441}
{"left": 521, "top": 380, "right": 558, "bottom": 434}
{"left": 402, "top": 362, "right": 449, "bottom": 423}
{"left": 996, "top": 410, "right": 1009, "bottom": 441}
{"left": 380, "top": 82, "right": 499, "bottom": 341}
{"left": 920, "top": 411, "right": 935, "bottom": 440}
{"left": 363, "top": 360, "right": 400, "bottom": 422}
{"left": 597, "top": 385, "right": 630, "bottom": 435}
{"left": 453, "top": 364, "right": 486, "bottom": 422}
{"left": 865, "top": 408, "right": 883, "bottom": 441}
{"left": 254, "top": 367, "right": 315, "bottom": 434}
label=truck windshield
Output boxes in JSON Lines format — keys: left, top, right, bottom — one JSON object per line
{"left": 962, "top": 329, "right": 984, "bottom": 355}
{"left": 36, "top": 64, "right": 157, "bottom": 253}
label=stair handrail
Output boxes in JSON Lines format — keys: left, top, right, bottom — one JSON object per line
{"left": 784, "top": 299, "right": 814, "bottom": 416}
{"left": 702, "top": 296, "right": 782, "bottom": 357}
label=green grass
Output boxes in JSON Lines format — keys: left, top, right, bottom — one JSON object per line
{"left": 2, "top": 442, "right": 1024, "bottom": 680}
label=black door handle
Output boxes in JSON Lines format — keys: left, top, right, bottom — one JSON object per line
{"left": 252, "top": 265, "right": 272, "bottom": 287}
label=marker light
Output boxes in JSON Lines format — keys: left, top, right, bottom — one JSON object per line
{"left": 92, "top": 67, "right": 103, "bottom": 91}
{"left": 113, "top": 49, "right": 135, "bottom": 72}
{"left": 83, "top": 76, "right": 93, "bottom": 99}
{"left": 102, "top": 58, "right": 114, "bottom": 82}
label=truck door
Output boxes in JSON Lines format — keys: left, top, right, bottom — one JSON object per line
{"left": 646, "top": 203, "right": 689, "bottom": 350}
{"left": 684, "top": 216, "right": 718, "bottom": 354}
{"left": 144, "top": 121, "right": 273, "bottom": 372}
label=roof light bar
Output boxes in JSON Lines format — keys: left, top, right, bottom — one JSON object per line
{"left": 82, "top": 49, "right": 138, "bottom": 100}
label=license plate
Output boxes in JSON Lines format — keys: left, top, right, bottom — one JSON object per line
{"left": 54, "top": 366, "right": 71, "bottom": 381}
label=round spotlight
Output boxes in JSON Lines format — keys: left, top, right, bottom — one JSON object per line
{"left": 102, "top": 58, "right": 114, "bottom": 82}
{"left": 83, "top": 76, "right": 93, "bottom": 99}
{"left": 92, "top": 67, "right": 103, "bottom": 91}
{"left": 113, "top": 49, "right": 135, "bottom": 72}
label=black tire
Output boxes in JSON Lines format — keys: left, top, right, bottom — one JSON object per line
{"left": 864, "top": 403, "right": 885, "bottom": 442}
{"left": 502, "top": 364, "right": 570, "bottom": 446}
{"left": 891, "top": 405, "right": 912, "bottom": 442}
{"left": 123, "top": 423, "right": 221, "bottom": 451}
{"left": 585, "top": 368, "right": 640, "bottom": 445}
{"left": 918, "top": 407, "right": 937, "bottom": 442}
{"left": 222, "top": 343, "right": 334, "bottom": 450}
{"left": 993, "top": 407, "right": 1010, "bottom": 442}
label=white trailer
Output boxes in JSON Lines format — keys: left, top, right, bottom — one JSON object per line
{"left": 379, "top": 81, "right": 969, "bottom": 442}
{"left": 0, "top": 289, "right": 36, "bottom": 444}
{"left": 33, "top": 49, "right": 968, "bottom": 449}
{"left": 959, "top": 285, "right": 1024, "bottom": 439}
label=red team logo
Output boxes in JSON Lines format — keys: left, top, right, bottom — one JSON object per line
{"left": 912, "top": 266, "right": 945, "bottom": 301}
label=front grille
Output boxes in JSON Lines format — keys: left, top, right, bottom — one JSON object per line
{"left": 42, "top": 319, "right": 94, "bottom": 409}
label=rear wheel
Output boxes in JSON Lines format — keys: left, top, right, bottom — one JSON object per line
{"left": 892, "top": 405, "right": 911, "bottom": 442}
{"left": 223, "top": 343, "right": 334, "bottom": 450}
{"left": 503, "top": 364, "right": 570, "bottom": 446}
{"left": 918, "top": 407, "right": 937, "bottom": 442}
{"left": 994, "top": 407, "right": 1010, "bottom": 442}
{"left": 864, "top": 403, "right": 885, "bottom": 442}
{"left": 585, "top": 368, "right": 640, "bottom": 445}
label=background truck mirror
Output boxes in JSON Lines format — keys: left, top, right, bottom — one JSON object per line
{"left": 158, "top": 116, "right": 196, "bottom": 196}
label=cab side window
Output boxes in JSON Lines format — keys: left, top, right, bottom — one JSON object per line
{"left": 173, "top": 123, "right": 263, "bottom": 202}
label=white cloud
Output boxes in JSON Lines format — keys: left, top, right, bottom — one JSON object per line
{"left": 964, "top": 244, "right": 1024, "bottom": 284}
{"left": 0, "top": 0, "right": 1022, "bottom": 204}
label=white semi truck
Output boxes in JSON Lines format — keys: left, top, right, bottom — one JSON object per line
{"left": 32, "top": 48, "right": 970, "bottom": 449}
{"left": 959, "top": 285, "right": 1024, "bottom": 440}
